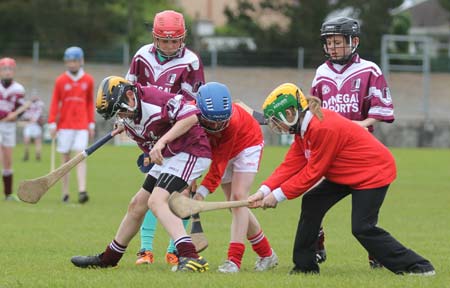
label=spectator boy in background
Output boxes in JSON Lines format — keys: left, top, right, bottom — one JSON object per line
{"left": 48, "top": 46, "right": 95, "bottom": 204}
{"left": 21, "top": 94, "right": 45, "bottom": 162}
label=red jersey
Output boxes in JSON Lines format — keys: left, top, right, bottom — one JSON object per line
{"left": 262, "top": 109, "right": 396, "bottom": 200}
{"left": 48, "top": 70, "right": 95, "bottom": 130}
{"left": 200, "top": 104, "right": 263, "bottom": 193}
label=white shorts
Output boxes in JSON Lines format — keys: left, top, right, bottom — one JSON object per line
{"left": 57, "top": 129, "right": 89, "bottom": 153}
{"left": 0, "top": 122, "right": 17, "bottom": 147}
{"left": 149, "top": 152, "right": 211, "bottom": 185}
{"left": 221, "top": 143, "right": 263, "bottom": 184}
{"left": 23, "top": 123, "right": 42, "bottom": 139}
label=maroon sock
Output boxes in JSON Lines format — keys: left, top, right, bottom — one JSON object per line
{"left": 3, "top": 174, "right": 12, "bottom": 196}
{"left": 101, "top": 239, "right": 127, "bottom": 266}
{"left": 174, "top": 236, "right": 198, "bottom": 259}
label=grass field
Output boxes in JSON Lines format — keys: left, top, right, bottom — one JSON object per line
{"left": 1, "top": 144, "right": 449, "bottom": 288}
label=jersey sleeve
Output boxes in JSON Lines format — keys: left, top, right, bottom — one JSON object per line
{"left": 367, "top": 72, "right": 394, "bottom": 123}
{"left": 262, "top": 139, "right": 307, "bottom": 191}
{"left": 48, "top": 78, "right": 61, "bottom": 124}
{"left": 180, "top": 57, "right": 205, "bottom": 99}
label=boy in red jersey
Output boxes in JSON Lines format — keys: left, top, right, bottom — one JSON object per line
{"left": 248, "top": 83, "right": 435, "bottom": 276}
{"left": 47, "top": 46, "right": 95, "bottom": 204}
{"left": 193, "top": 82, "right": 278, "bottom": 273}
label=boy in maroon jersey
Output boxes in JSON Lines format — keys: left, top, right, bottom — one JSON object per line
{"left": 0, "top": 57, "right": 27, "bottom": 201}
{"left": 126, "top": 10, "right": 206, "bottom": 266}
{"left": 71, "top": 76, "right": 211, "bottom": 272}
{"left": 310, "top": 17, "right": 395, "bottom": 267}
{"left": 249, "top": 83, "right": 434, "bottom": 276}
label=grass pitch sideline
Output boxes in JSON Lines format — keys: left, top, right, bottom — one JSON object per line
{"left": 0, "top": 145, "right": 448, "bottom": 288}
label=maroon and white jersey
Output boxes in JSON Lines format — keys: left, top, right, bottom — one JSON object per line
{"left": 126, "top": 44, "right": 205, "bottom": 101}
{"left": 21, "top": 99, "right": 45, "bottom": 122}
{"left": 0, "top": 81, "right": 26, "bottom": 120}
{"left": 122, "top": 84, "right": 211, "bottom": 159}
{"left": 310, "top": 54, "right": 394, "bottom": 132}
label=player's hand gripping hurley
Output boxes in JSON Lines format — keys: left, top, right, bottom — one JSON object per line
{"left": 17, "top": 131, "right": 116, "bottom": 203}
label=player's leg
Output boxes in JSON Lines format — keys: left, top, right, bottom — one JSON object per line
{"left": 22, "top": 125, "right": 30, "bottom": 161}
{"left": 56, "top": 129, "right": 73, "bottom": 202}
{"left": 71, "top": 187, "right": 152, "bottom": 268}
{"left": 136, "top": 210, "right": 157, "bottom": 265}
{"left": 165, "top": 215, "right": 189, "bottom": 265}
{"left": 72, "top": 130, "right": 89, "bottom": 204}
{"left": 351, "top": 186, "right": 435, "bottom": 275}
{"left": 34, "top": 124, "right": 43, "bottom": 161}
{"left": 2, "top": 146, "right": 15, "bottom": 201}
{"left": 2, "top": 124, "right": 18, "bottom": 201}
{"left": 247, "top": 211, "right": 278, "bottom": 271}
{"left": 149, "top": 153, "right": 210, "bottom": 272}
{"left": 291, "top": 180, "right": 349, "bottom": 274}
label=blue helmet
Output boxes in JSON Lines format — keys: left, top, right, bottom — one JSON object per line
{"left": 197, "top": 82, "right": 232, "bottom": 132}
{"left": 64, "top": 46, "right": 84, "bottom": 61}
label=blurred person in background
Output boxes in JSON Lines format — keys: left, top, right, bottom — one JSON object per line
{"left": 47, "top": 46, "right": 95, "bottom": 204}
{"left": 193, "top": 82, "right": 278, "bottom": 273}
{"left": 309, "top": 17, "right": 395, "bottom": 268}
{"left": 249, "top": 83, "right": 434, "bottom": 276}
{"left": 126, "top": 9, "right": 205, "bottom": 266}
{"left": 21, "top": 94, "right": 45, "bottom": 162}
{"left": 0, "top": 57, "right": 28, "bottom": 201}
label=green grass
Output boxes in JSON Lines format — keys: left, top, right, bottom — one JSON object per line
{"left": 1, "top": 145, "right": 449, "bottom": 288}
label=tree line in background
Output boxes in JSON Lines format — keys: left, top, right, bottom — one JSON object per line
{"left": 2, "top": 0, "right": 448, "bottom": 67}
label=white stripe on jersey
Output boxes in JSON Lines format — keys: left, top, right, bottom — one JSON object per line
{"left": 368, "top": 106, "right": 394, "bottom": 117}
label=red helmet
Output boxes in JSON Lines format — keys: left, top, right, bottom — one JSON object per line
{"left": 152, "top": 10, "right": 186, "bottom": 40}
{"left": 0, "top": 57, "right": 16, "bottom": 68}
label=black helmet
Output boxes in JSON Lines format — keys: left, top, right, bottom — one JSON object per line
{"left": 320, "top": 17, "right": 360, "bottom": 64}
{"left": 95, "top": 76, "right": 135, "bottom": 120}
{"left": 320, "top": 17, "right": 360, "bottom": 38}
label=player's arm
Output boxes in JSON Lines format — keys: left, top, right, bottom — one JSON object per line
{"left": 150, "top": 114, "right": 198, "bottom": 165}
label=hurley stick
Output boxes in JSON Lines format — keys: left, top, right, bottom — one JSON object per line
{"left": 18, "top": 131, "right": 115, "bottom": 203}
{"left": 234, "top": 99, "right": 267, "bottom": 125}
{"left": 168, "top": 192, "right": 249, "bottom": 218}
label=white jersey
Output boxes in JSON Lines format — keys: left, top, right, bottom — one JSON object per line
{"left": 21, "top": 99, "right": 45, "bottom": 123}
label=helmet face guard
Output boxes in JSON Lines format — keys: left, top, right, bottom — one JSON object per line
{"left": 320, "top": 17, "right": 360, "bottom": 64}
{"left": 197, "top": 82, "right": 232, "bottom": 133}
{"left": 262, "top": 83, "right": 308, "bottom": 135}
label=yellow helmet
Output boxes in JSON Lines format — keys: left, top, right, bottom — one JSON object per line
{"left": 262, "top": 83, "right": 307, "bottom": 134}
{"left": 96, "top": 76, "right": 134, "bottom": 120}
